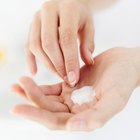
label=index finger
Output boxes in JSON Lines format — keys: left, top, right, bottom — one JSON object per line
{"left": 59, "top": 8, "right": 80, "bottom": 87}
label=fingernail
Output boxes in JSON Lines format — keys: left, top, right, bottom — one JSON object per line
{"left": 68, "top": 71, "right": 77, "bottom": 86}
{"left": 67, "top": 120, "right": 86, "bottom": 131}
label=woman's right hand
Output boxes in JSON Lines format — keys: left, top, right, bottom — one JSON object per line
{"left": 26, "top": 0, "right": 95, "bottom": 87}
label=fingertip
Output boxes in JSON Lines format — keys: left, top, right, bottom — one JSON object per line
{"left": 67, "top": 69, "right": 80, "bottom": 87}
{"left": 10, "top": 84, "right": 24, "bottom": 95}
{"left": 67, "top": 71, "right": 77, "bottom": 87}
{"left": 11, "top": 105, "right": 31, "bottom": 116}
{"left": 31, "top": 70, "right": 37, "bottom": 76}
{"left": 9, "top": 106, "right": 20, "bottom": 115}
{"left": 11, "top": 106, "right": 21, "bottom": 115}
{"left": 10, "top": 84, "right": 17, "bottom": 92}
{"left": 30, "top": 66, "right": 37, "bottom": 75}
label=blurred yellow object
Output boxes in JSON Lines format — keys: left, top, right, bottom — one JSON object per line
{"left": 0, "top": 49, "right": 5, "bottom": 63}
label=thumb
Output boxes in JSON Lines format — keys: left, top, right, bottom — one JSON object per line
{"left": 66, "top": 92, "right": 127, "bottom": 131}
{"left": 66, "top": 109, "right": 103, "bottom": 131}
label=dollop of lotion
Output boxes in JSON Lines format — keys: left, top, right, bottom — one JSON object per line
{"left": 71, "top": 86, "right": 96, "bottom": 105}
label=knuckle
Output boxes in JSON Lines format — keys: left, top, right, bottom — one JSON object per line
{"left": 42, "top": 38, "right": 53, "bottom": 51}
{"left": 66, "top": 58, "right": 75, "bottom": 68}
{"left": 30, "top": 39, "right": 39, "bottom": 46}
{"left": 29, "top": 44, "right": 35, "bottom": 52}
{"left": 60, "top": 30, "right": 76, "bottom": 46}
{"left": 29, "top": 42, "right": 40, "bottom": 54}
{"left": 55, "top": 64, "right": 65, "bottom": 73}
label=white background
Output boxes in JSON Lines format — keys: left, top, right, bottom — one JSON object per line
{"left": 0, "top": 0, "right": 140, "bottom": 140}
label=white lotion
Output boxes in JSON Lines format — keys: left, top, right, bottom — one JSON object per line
{"left": 71, "top": 86, "right": 96, "bottom": 105}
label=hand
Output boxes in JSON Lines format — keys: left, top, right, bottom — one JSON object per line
{"left": 26, "top": 0, "right": 95, "bottom": 87}
{"left": 12, "top": 47, "right": 140, "bottom": 131}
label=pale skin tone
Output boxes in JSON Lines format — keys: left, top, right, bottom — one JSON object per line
{"left": 27, "top": 0, "right": 95, "bottom": 87}
{"left": 12, "top": 47, "right": 140, "bottom": 131}
{"left": 26, "top": 0, "right": 117, "bottom": 87}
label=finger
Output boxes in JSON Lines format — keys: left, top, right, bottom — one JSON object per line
{"left": 11, "top": 84, "right": 27, "bottom": 99}
{"left": 12, "top": 104, "right": 72, "bottom": 130}
{"left": 11, "top": 83, "right": 62, "bottom": 103}
{"left": 26, "top": 41, "right": 37, "bottom": 75}
{"left": 40, "top": 84, "right": 64, "bottom": 102}
{"left": 29, "top": 12, "right": 56, "bottom": 73}
{"left": 40, "top": 83, "right": 62, "bottom": 95}
{"left": 19, "top": 76, "right": 69, "bottom": 112}
{"left": 79, "top": 19, "right": 95, "bottom": 65}
{"left": 59, "top": 9, "right": 80, "bottom": 87}
{"left": 41, "top": 4, "right": 66, "bottom": 78}
{"left": 66, "top": 93, "right": 126, "bottom": 131}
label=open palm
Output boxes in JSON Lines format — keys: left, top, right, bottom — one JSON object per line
{"left": 12, "top": 47, "right": 139, "bottom": 131}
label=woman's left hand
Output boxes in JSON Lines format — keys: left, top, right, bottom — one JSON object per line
{"left": 11, "top": 47, "right": 140, "bottom": 131}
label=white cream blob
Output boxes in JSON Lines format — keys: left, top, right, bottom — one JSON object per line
{"left": 71, "top": 86, "right": 96, "bottom": 106}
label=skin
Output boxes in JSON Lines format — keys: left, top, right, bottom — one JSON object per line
{"left": 26, "top": 0, "right": 95, "bottom": 87}
{"left": 11, "top": 47, "right": 140, "bottom": 131}
{"left": 26, "top": 0, "right": 117, "bottom": 87}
